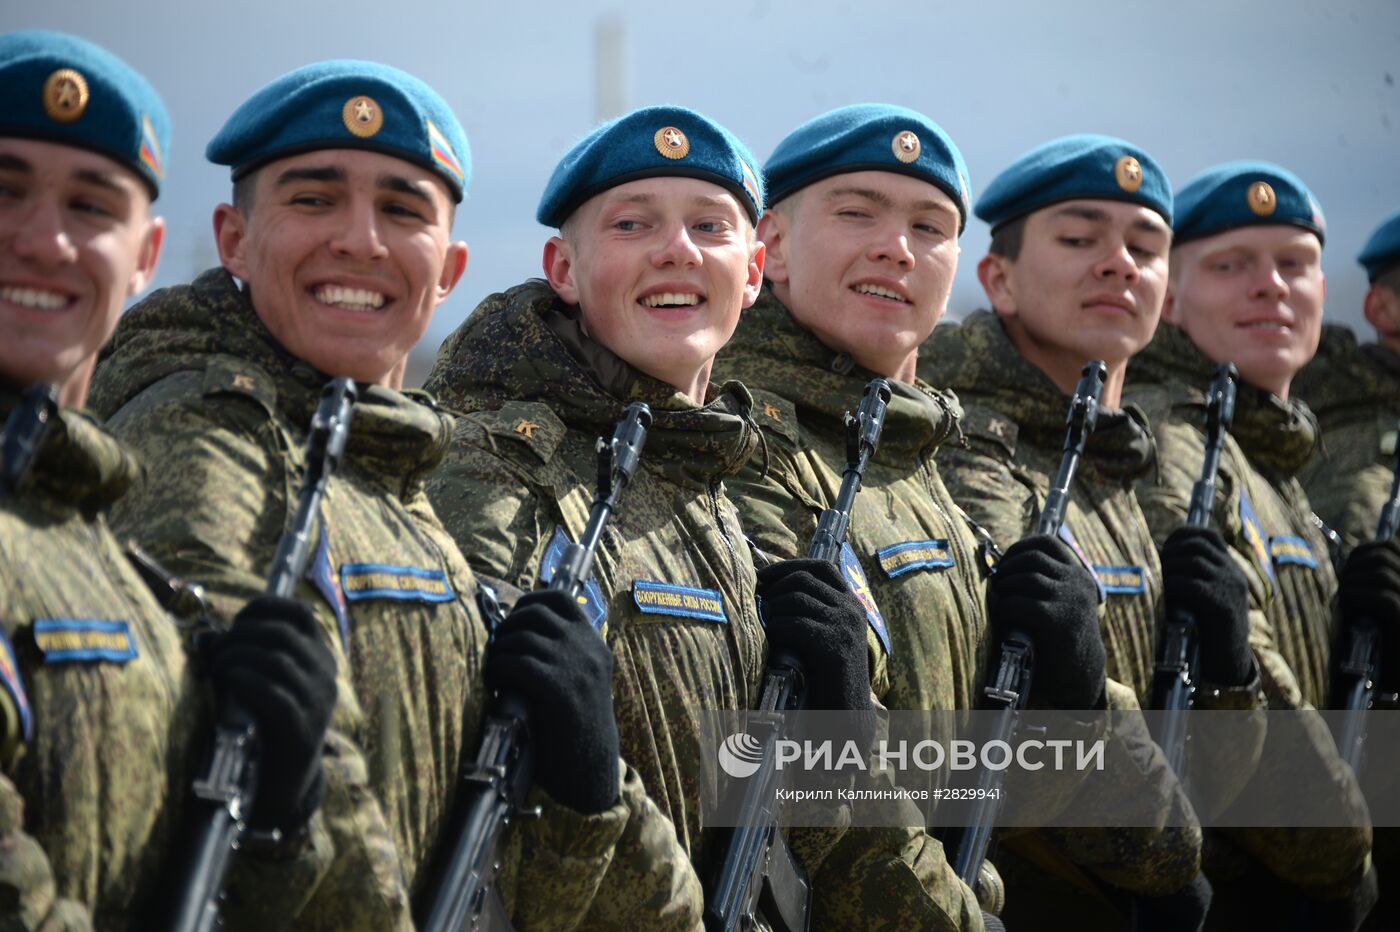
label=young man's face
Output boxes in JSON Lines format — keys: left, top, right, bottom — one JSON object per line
{"left": 981, "top": 199, "right": 1170, "bottom": 371}
{"left": 762, "top": 171, "right": 961, "bottom": 379}
{"left": 543, "top": 177, "right": 763, "bottom": 400}
{"left": 1164, "top": 225, "right": 1325, "bottom": 399}
{"left": 215, "top": 148, "right": 468, "bottom": 386}
{"left": 0, "top": 137, "right": 163, "bottom": 402}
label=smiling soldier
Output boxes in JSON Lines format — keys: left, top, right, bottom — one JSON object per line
{"left": 1126, "top": 162, "right": 1377, "bottom": 930}
{"left": 87, "top": 61, "right": 637, "bottom": 930}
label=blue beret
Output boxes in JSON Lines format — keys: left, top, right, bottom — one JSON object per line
{"left": 764, "top": 104, "right": 972, "bottom": 232}
{"left": 207, "top": 60, "right": 470, "bottom": 202}
{"left": 0, "top": 30, "right": 170, "bottom": 198}
{"left": 975, "top": 134, "right": 1171, "bottom": 231}
{"left": 1359, "top": 209, "right": 1400, "bottom": 282}
{"left": 537, "top": 105, "right": 763, "bottom": 227}
{"left": 1173, "top": 161, "right": 1324, "bottom": 247}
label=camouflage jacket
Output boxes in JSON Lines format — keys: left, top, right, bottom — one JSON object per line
{"left": 424, "top": 279, "right": 769, "bottom": 930}
{"left": 712, "top": 290, "right": 993, "bottom": 928}
{"left": 1296, "top": 323, "right": 1400, "bottom": 555}
{"left": 87, "top": 269, "right": 627, "bottom": 931}
{"left": 0, "top": 396, "right": 198, "bottom": 930}
{"left": 1125, "top": 324, "right": 1372, "bottom": 898}
{"left": 918, "top": 310, "right": 1204, "bottom": 924}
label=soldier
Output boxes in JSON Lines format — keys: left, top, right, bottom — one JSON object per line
{"left": 710, "top": 103, "right": 1114, "bottom": 927}
{"left": 0, "top": 30, "right": 337, "bottom": 929}
{"left": 423, "top": 106, "right": 906, "bottom": 928}
{"left": 920, "top": 136, "right": 1261, "bottom": 930}
{"left": 1298, "top": 208, "right": 1400, "bottom": 554}
{"left": 1127, "top": 162, "right": 1377, "bottom": 929}
{"left": 86, "top": 61, "right": 638, "bottom": 929}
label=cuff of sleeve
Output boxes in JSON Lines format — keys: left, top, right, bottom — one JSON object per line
{"left": 523, "top": 758, "right": 629, "bottom": 862}
{"left": 1194, "top": 660, "right": 1265, "bottom": 710}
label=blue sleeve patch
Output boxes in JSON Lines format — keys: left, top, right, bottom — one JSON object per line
{"left": 1058, "top": 525, "right": 1107, "bottom": 603}
{"left": 876, "top": 539, "right": 955, "bottom": 578}
{"left": 841, "top": 541, "right": 890, "bottom": 657}
{"left": 340, "top": 563, "right": 456, "bottom": 604}
{"left": 632, "top": 580, "right": 726, "bottom": 623}
{"left": 1092, "top": 564, "right": 1147, "bottom": 595}
{"left": 0, "top": 629, "right": 31, "bottom": 742}
{"left": 1238, "top": 490, "right": 1275, "bottom": 586}
{"left": 1270, "top": 535, "right": 1319, "bottom": 570}
{"left": 539, "top": 526, "right": 608, "bottom": 631}
{"left": 306, "top": 520, "right": 350, "bottom": 651}
{"left": 33, "top": 619, "right": 137, "bottom": 664}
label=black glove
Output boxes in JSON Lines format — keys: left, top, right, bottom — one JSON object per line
{"left": 483, "top": 589, "right": 620, "bottom": 814}
{"left": 988, "top": 535, "right": 1105, "bottom": 710}
{"left": 1338, "top": 539, "right": 1400, "bottom": 694}
{"left": 1131, "top": 870, "right": 1212, "bottom": 932}
{"left": 1161, "top": 526, "right": 1252, "bottom": 686}
{"left": 203, "top": 596, "right": 337, "bottom": 835}
{"left": 756, "top": 558, "right": 874, "bottom": 716}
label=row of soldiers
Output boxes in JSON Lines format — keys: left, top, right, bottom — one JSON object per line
{"left": 2, "top": 27, "right": 1399, "bottom": 932}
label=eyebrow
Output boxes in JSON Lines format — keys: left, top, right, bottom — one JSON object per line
{"left": 274, "top": 165, "right": 346, "bottom": 187}
{"left": 825, "top": 186, "right": 894, "bottom": 209}
{"left": 0, "top": 153, "right": 33, "bottom": 173}
{"left": 379, "top": 173, "right": 436, "bottom": 206}
{"left": 1051, "top": 203, "right": 1168, "bottom": 236}
{"left": 74, "top": 168, "right": 128, "bottom": 195}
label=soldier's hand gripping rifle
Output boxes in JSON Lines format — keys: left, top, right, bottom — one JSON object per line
{"left": 420, "top": 402, "right": 652, "bottom": 932}
{"left": 1150, "top": 363, "right": 1237, "bottom": 777}
{"left": 952, "top": 361, "right": 1107, "bottom": 895}
{"left": 1333, "top": 416, "right": 1400, "bottom": 774}
{"left": 704, "top": 377, "right": 892, "bottom": 932}
{"left": 169, "top": 377, "right": 357, "bottom": 932}
{"left": 1, "top": 384, "right": 59, "bottom": 496}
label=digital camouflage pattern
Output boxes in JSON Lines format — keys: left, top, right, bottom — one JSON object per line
{"left": 0, "top": 397, "right": 198, "bottom": 930}
{"left": 423, "top": 278, "right": 763, "bottom": 930}
{"left": 711, "top": 288, "right": 992, "bottom": 927}
{"left": 919, "top": 310, "right": 1207, "bottom": 930}
{"left": 1126, "top": 324, "right": 1372, "bottom": 910}
{"left": 1296, "top": 323, "right": 1400, "bottom": 555}
{"left": 86, "top": 269, "right": 626, "bottom": 931}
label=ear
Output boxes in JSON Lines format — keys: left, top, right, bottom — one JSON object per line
{"left": 435, "top": 241, "right": 469, "bottom": 303}
{"left": 213, "top": 202, "right": 249, "bottom": 280}
{"left": 1364, "top": 283, "right": 1400, "bottom": 335}
{"left": 977, "top": 253, "right": 1016, "bottom": 318}
{"left": 126, "top": 215, "right": 166, "bottom": 297}
{"left": 1160, "top": 281, "right": 1180, "bottom": 325}
{"left": 756, "top": 211, "right": 788, "bottom": 285}
{"left": 543, "top": 235, "right": 580, "bottom": 305}
{"left": 741, "top": 241, "right": 766, "bottom": 309}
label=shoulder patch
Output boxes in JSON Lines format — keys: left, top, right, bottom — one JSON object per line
{"left": 748, "top": 389, "right": 800, "bottom": 448}
{"left": 840, "top": 541, "right": 890, "bottom": 657}
{"left": 538, "top": 526, "right": 608, "bottom": 631}
{"left": 1270, "top": 535, "right": 1319, "bottom": 570}
{"left": 876, "top": 539, "right": 955, "bottom": 578}
{"left": 467, "top": 401, "right": 566, "bottom": 466}
{"left": 33, "top": 619, "right": 138, "bottom": 664}
{"left": 340, "top": 564, "right": 456, "bottom": 604}
{"left": 959, "top": 404, "right": 1018, "bottom": 458}
{"left": 1238, "top": 489, "right": 1275, "bottom": 587}
{"left": 201, "top": 355, "right": 277, "bottom": 414}
{"left": 0, "top": 630, "right": 31, "bottom": 742}
{"left": 632, "top": 580, "right": 726, "bottom": 623}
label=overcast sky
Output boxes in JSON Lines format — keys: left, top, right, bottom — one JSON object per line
{"left": 10, "top": 0, "right": 1400, "bottom": 367}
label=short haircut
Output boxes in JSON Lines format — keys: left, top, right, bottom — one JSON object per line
{"left": 1377, "top": 263, "right": 1400, "bottom": 298}
{"left": 988, "top": 215, "right": 1026, "bottom": 261}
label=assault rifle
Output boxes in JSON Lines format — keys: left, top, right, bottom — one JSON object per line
{"left": 951, "top": 361, "right": 1107, "bottom": 896}
{"left": 1, "top": 384, "right": 59, "bottom": 495}
{"left": 704, "top": 377, "right": 892, "bottom": 932}
{"left": 419, "top": 402, "right": 652, "bottom": 932}
{"left": 1333, "top": 416, "right": 1400, "bottom": 774}
{"left": 169, "top": 377, "right": 357, "bottom": 932}
{"left": 1150, "top": 363, "right": 1237, "bottom": 776}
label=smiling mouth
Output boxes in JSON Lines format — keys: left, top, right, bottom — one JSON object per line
{"left": 640, "top": 292, "right": 703, "bottom": 308}
{"left": 1239, "top": 321, "right": 1291, "bottom": 332}
{"left": 853, "top": 283, "right": 910, "bottom": 304}
{"left": 0, "top": 285, "right": 72, "bottom": 311}
{"left": 313, "top": 284, "right": 387, "bottom": 311}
